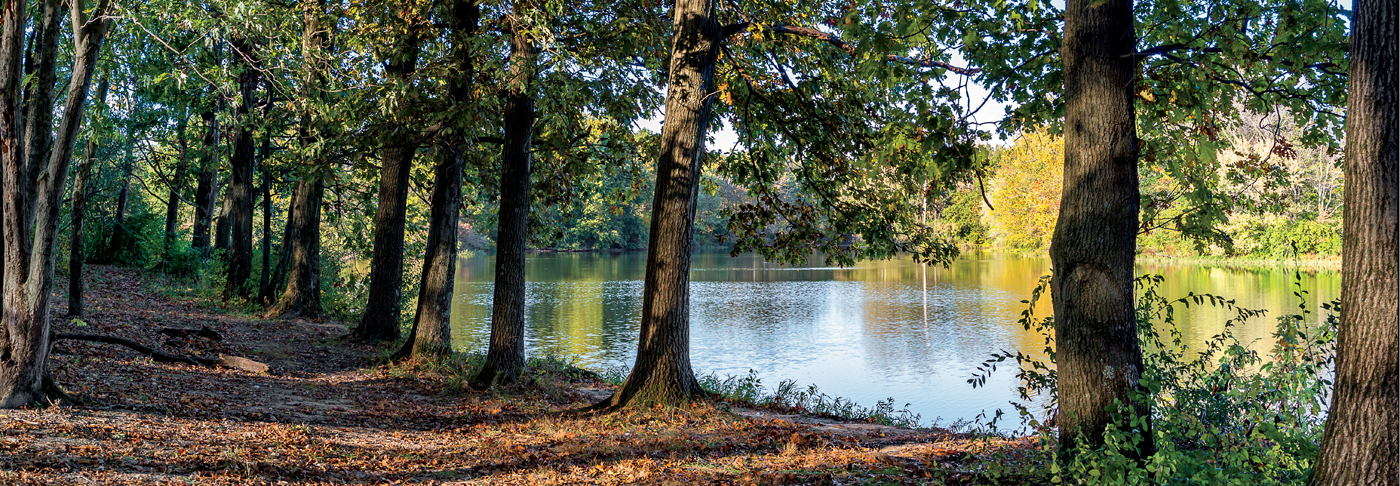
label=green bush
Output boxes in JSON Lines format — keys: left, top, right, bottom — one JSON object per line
{"left": 157, "top": 239, "right": 205, "bottom": 277}
{"left": 1235, "top": 218, "right": 1341, "bottom": 258}
{"left": 90, "top": 212, "right": 162, "bottom": 266}
{"left": 944, "top": 190, "right": 991, "bottom": 245}
{"left": 973, "top": 273, "right": 1335, "bottom": 484}
{"left": 321, "top": 255, "right": 370, "bottom": 322}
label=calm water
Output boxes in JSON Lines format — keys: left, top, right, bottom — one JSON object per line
{"left": 450, "top": 251, "right": 1339, "bottom": 424}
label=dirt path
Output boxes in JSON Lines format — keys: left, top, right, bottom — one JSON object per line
{"left": 0, "top": 266, "right": 1041, "bottom": 485}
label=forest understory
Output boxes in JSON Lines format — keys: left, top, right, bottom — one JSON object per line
{"left": 0, "top": 265, "right": 1039, "bottom": 485}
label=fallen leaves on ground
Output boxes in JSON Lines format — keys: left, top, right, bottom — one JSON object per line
{"left": 0, "top": 265, "right": 1048, "bottom": 485}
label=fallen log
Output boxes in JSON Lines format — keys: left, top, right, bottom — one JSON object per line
{"left": 52, "top": 333, "right": 270, "bottom": 373}
{"left": 217, "top": 354, "right": 270, "bottom": 374}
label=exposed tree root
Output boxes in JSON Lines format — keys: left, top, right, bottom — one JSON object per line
{"left": 52, "top": 333, "right": 269, "bottom": 373}
{"left": 41, "top": 373, "right": 82, "bottom": 407}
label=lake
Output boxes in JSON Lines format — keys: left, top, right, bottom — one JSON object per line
{"left": 449, "top": 251, "right": 1339, "bottom": 425}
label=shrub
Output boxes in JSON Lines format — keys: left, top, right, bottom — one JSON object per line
{"left": 1234, "top": 217, "right": 1342, "bottom": 258}
{"left": 157, "top": 239, "right": 205, "bottom": 277}
{"left": 91, "top": 212, "right": 162, "bottom": 266}
{"left": 696, "top": 369, "right": 923, "bottom": 428}
{"left": 972, "top": 273, "right": 1335, "bottom": 484}
{"left": 943, "top": 190, "right": 991, "bottom": 245}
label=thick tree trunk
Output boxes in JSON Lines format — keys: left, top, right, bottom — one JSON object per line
{"left": 1050, "top": 0, "right": 1150, "bottom": 457}
{"left": 587, "top": 0, "right": 718, "bottom": 411}
{"left": 21, "top": 0, "right": 59, "bottom": 196}
{"left": 354, "top": 33, "right": 421, "bottom": 342}
{"left": 191, "top": 110, "right": 219, "bottom": 252}
{"left": 401, "top": 0, "right": 476, "bottom": 360}
{"left": 269, "top": 0, "right": 328, "bottom": 318}
{"left": 224, "top": 37, "right": 260, "bottom": 299}
{"left": 474, "top": 5, "right": 535, "bottom": 385}
{"left": 1, "top": 0, "right": 111, "bottom": 407}
{"left": 271, "top": 174, "right": 324, "bottom": 318}
{"left": 0, "top": 0, "right": 38, "bottom": 407}
{"left": 1309, "top": 0, "right": 1399, "bottom": 482}
{"left": 67, "top": 78, "right": 109, "bottom": 318}
{"left": 400, "top": 152, "right": 464, "bottom": 359}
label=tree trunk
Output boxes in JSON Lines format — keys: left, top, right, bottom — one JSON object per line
{"left": 67, "top": 77, "right": 109, "bottom": 318}
{"left": 1309, "top": 0, "right": 1399, "bottom": 482}
{"left": 473, "top": 4, "right": 534, "bottom": 385}
{"left": 105, "top": 164, "right": 131, "bottom": 260}
{"left": 258, "top": 141, "right": 271, "bottom": 301}
{"left": 400, "top": 152, "right": 465, "bottom": 360}
{"left": 353, "top": 32, "right": 421, "bottom": 342}
{"left": 0, "top": 0, "right": 33, "bottom": 407}
{"left": 1, "top": 0, "right": 111, "bottom": 407}
{"left": 271, "top": 174, "right": 323, "bottom": 318}
{"left": 21, "top": 0, "right": 59, "bottom": 201}
{"left": 214, "top": 192, "right": 231, "bottom": 253}
{"left": 269, "top": 0, "right": 329, "bottom": 319}
{"left": 164, "top": 113, "right": 189, "bottom": 258}
{"left": 1049, "top": 0, "right": 1151, "bottom": 457}
{"left": 586, "top": 0, "right": 718, "bottom": 411}
{"left": 224, "top": 37, "right": 260, "bottom": 299}
{"left": 400, "top": 0, "right": 476, "bottom": 360}
{"left": 259, "top": 206, "right": 293, "bottom": 304}
{"left": 191, "top": 110, "right": 219, "bottom": 252}
{"left": 107, "top": 123, "right": 136, "bottom": 262}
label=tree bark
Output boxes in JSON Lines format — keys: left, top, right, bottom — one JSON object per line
{"left": 1310, "top": 0, "right": 1399, "bottom": 482}
{"left": 191, "top": 110, "right": 219, "bottom": 252}
{"left": 258, "top": 140, "right": 271, "bottom": 301}
{"left": 269, "top": 0, "right": 329, "bottom": 319}
{"left": 271, "top": 174, "right": 324, "bottom": 318}
{"left": 1049, "top": 0, "right": 1151, "bottom": 457}
{"left": 214, "top": 191, "right": 231, "bottom": 253}
{"left": 164, "top": 113, "right": 189, "bottom": 258}
{"left": 67, "top": 77, "right": 108, "bottom": 317}
{"left": 259, "top": 203, "right": 293, "bottom": 305}
{"left": 586, "top": 0, "right": 718, "bottom": 411}
{"left": 473, "top": 3, "right": 534, "bottom": 385}
{"left": 354, "top": 31, "right": 421, "bottom": 342}
{"left": 105, "top": 160, "right": 131, "bottom": 260}
{"left": 400, "top": 152, "right": 465, "bottom": 360}
{"left": 400, "top": 0, "right": 476, "bottom": 360}
{"left": 21, "top": 0, "right": 60, "bottom": 200}
{"left": 0, "top": 0, "right": 112, "bottom": 407}
{"left": 0, "top": 0, "right": 32, "bottom": 407}
{"left": 224, "top": 37, "right": 260, "bottom": 299}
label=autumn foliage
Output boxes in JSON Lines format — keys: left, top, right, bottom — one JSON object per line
{"left": 989, "top": 131, "right": 1064, "bottom": 251}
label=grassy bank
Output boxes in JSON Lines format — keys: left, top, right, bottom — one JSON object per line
{"left": 1135, "top": 254, "right": 1341, "bottom": 269}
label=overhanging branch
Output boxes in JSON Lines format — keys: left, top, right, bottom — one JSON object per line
{"left": 722, "top": 22, "right": 980, "bottom": 76}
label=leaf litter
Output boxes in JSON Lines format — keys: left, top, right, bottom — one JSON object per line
{"left": 0, "top": 265, "right": 1045, "bottom": 485}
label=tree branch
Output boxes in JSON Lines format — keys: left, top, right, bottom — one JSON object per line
{"left": 722, "top": 22, "right": 980, "bottom": 76}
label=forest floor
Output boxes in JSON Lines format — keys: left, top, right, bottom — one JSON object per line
{"left": 0, "top": 265, "right": 1044, "bottom": 485}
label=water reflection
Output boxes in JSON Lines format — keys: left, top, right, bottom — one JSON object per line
{"left": 451, "top": 251, "right": 1339, "bottom": 423}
